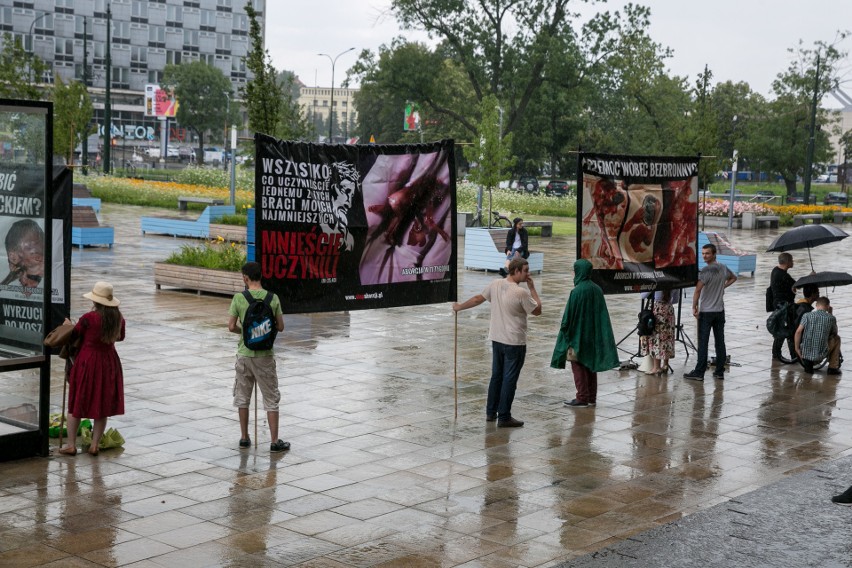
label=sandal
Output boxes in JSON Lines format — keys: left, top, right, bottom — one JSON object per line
{"left": 58, "top": 446, "right": 77, "bottom": 456}
{"left": 239, "top": 438, "right": 251, "bottom": 448}
{"left": 87, "top": 447, "right": 99, "bottom": 456}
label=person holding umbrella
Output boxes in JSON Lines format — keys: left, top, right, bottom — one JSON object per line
{"left": 794, "top": 296, "right": 841, "bottom": 375}
{"left": 770, "top": 252, "right": 797, "bottom": 363}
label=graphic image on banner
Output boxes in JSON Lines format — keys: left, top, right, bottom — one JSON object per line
{"left": 578, "top": 153, "right": 699, "bottom": 294}
{"left": 255, "top": 135, "right": 457, "bottom": 313}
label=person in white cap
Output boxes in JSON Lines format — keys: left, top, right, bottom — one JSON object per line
{"left": 58, "top": 281, "right": 125, "bottom": 457}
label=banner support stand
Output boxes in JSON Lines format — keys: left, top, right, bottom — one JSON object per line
{"left": 453, "top": 312, "right": 458, "bottom": 419}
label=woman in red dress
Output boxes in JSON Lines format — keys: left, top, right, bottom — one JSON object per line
{"left": 58, "top": 282, "right": 125, "bottom": 457}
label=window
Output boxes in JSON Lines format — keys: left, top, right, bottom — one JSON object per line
{"left": 216, "top": 33, "right": 230, "bottom": 52}
{"left": 56, "top": 0, "right": 74, "bottom": 7}
{"left": 0, "top": 7, "right": 12, "bottom": 28}
{"left": 323, "top": 100, "right": 328, "bottom": 107}
{"left": 112, "top": 67, "right": 129, "bottom": 88}
{"left": 166, "top": 5, "right": 183, "bottom": 25}
{"left": 30, "top": 11, "right": 54, "bottom": 34}
{"left": 147, "top": 69, "right": 163, "bottom": 84}
{"left": 231, "top": 57, "right": 245, "bottom": 73}
{"left": 232, "top": 13, "right": 247, "bottom": 33}
{"left": 54, "top": 38, "right": 73, "bottom": 57}
{"left": 183, "top": 29, "right": 198, "bottom": 48}
{"left": 131, "top": 46, "right": 147, "bottom": 67}
{"left": 112, "top": 21, "right": 130, "bottom": 43}
{"left": 166, "top": 50, "right": 181, "bottom": 65}
{"left": 217, "top": 0, "right": 232, "bottom": 8}
{"left": 200, "top": 10, "right": 216, "bottom": 29}
{"left": 131, "top": 1, "right": 148, "bottom": 21}
{"left": 149, "top": 25, "right": 165, "bottom": 45}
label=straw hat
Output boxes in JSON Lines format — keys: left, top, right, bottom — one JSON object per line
{"left": 83, "top": 281, "right": 120, "bottom": 307}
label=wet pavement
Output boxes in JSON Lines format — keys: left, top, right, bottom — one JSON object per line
{"left": 1, "top": 203, "right": 852, "bottom": 567}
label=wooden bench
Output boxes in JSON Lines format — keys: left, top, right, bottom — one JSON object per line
{"left": 141, "top": 205, "right": 236, "bottom": 238}
{"left": 178, "top": 196, "right": 225, "bottom": 211}
{"left": 71, "top": 205, "right": 114, "bottom": 248}
{"left": 755, "top": 215, "right": 780, "bottom": 228}
{"left": 72, "top": 197, "right": 101, "bottom": 212}
{"left": 833, "top": 211, "right": 852, "bottom": 224}
{"left": 793, "top": 213, "right": 823, "bottom": 226}
{"left": 699, "top": 231, "right": 756, "bottom": 277}
{"left": 522, "top": 220, "right": 553, "bottom": 237}
{"left": 72, "top": 183, "right": 92, "bottom": 198}
{"left": 463, "top": 227, "right": 543, "bottom": 273}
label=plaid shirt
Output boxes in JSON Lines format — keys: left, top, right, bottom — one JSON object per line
{"left": 799, "top": 309, "right": 837, "bottom": 361}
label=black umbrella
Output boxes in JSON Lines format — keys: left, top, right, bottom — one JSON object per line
{"left": 794, "top": 271, "right": 852, "bottom": 289}
{"left": 766, "top": 224, "right": 849, "bottom": 270}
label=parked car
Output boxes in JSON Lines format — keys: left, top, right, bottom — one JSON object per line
{"left": 786, "top": 192, "right": 807, "bottom": 204}
{"left": 544, "top": 180, "right": 571, "bottom": 197}
{"left": 816, "top": 173, "right": 837, "bottom": 183}
{"left": 824, "top": 192, "right": 848, "bottom": 205}
{"left": 203, "top": 146, "right": 224, "bottom": 164}
{"left": 516, "top": 175, "right": 539, "bottom": 193}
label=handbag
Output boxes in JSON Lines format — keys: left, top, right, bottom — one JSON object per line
{"left": 766, "top": 303, "right": 797, "bottom": 339}
{"left": 44, "top": 323, "right": 74, "bottom": 348}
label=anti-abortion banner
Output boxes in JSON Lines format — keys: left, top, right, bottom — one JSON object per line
{"left": 578, "top": 153, "right": 699, "bottom": 294}
{"left": 255, "top": 134, "right": 457, "bottom": 313}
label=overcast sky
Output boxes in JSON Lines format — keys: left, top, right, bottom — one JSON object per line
{"left": 267, "top": 0, "right": 852, "bottom": 101}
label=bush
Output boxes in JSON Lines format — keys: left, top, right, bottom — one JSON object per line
{"left": 457, "top": 181, "right": 577, "bottom": 217}
{"left": 162, "top": 238, "right": 246, "bottom": 271}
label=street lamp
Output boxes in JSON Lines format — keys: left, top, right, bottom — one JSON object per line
{"left": 318, "top": 47, "right": 354, "bottom": 143}
{"left": 28, "top": 11, "right": 52, "bottom": 83}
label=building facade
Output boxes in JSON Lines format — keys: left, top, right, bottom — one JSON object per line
{"left": 0, "top": 0, "right": 264, "bottom": 153}
{"left": 298, "top": 85, "right": 358, "bottom": 143}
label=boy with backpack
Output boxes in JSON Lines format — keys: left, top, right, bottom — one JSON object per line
{"left": 228, "top": 261, "right": 289, "bottom": 452}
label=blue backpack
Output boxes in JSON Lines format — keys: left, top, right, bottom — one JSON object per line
{"left": 241, "top": 291, "right": 277, "bottom": 350}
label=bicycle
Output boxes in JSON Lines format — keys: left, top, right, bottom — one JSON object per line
{"left": 124, "top": 160, "right": 137, "bottom": 176}
{"left": 470, "top": 208, "right": 511, "bottom": 228}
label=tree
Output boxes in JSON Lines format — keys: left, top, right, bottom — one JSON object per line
{"left": 52, "top": 76, "right": 93, "bottom": 164}
{"left": 161, "top": 61, "right": 234, "bottom": 165}
{"left": 242, "top": 3, "right": 309, "bottom": 140}
{"left": 463, "top": 94, "right": 516, "bottom": 195}
{"left": 748, "top": 35, "right": 847, "bottom": 195}
{"left": 0, "top": 34, "right": 49, "bottom": 100}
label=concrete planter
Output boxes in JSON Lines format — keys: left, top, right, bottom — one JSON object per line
{"left": 154, "top": 262, "right": 243, "bottom": 296}
{"left": 700, "top": 215, "right": 741, "bottom": 230}
{"left": 209, "top": 223, "right": 247, "bottom": 242}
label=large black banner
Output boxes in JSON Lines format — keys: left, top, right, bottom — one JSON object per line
{"left": 255, "top": 135, "right": 457, "bottom": 313}
{"left": 578, "top": 153, "right": 699, "bottom": 294}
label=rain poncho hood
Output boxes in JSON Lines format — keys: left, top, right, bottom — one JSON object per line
{"left": 551, "top": 259, "right": 619, "bottom": 372}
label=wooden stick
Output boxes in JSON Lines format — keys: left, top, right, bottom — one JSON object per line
{"left": 58, "top": 364, "right": 67, "bottom": 449}
{"left": 454, "top": 311, "right": 458, "bottom": 419}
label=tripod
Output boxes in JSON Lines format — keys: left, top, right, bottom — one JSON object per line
{"left": 615, "top": 295, "right": 653, "bottom": 370}
{"left": 674, "top": 291, "right": 696, "bottom": 360}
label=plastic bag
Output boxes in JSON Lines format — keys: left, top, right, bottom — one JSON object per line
{"left": 81, "top": 426, "right": 125, "bottom": 449}
{"left": 48, "top": 413, "right": 91, "bottom": 438}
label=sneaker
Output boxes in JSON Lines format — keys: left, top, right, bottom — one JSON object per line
{"left": 270, "top": 439, "right": 291, "bottom": 452}
{"left": 827, "top": 368, "right": 842, "bottom": 376}
{"left": 713, "top": 371, "right": 725, "bottom": 380}
{"left": 497, "top": 417, "right": 524, "bottom": 428}
{"left": 486, "top": 414, "right": 497, "bottom": 422}
{"left": 239, "top": 438, "right": 251, "bottom": 448}
{"left": 563, "top": 399, "right": 589, "bottom": 407}
{"left": 588, "top": 401, "right": 597, "bottom": 406}
{"left": 832, "top": 487, "right": 852, "bottom": 505}
{"left": 683, "top": 370, "right": 704, "bottom": 381}
{"left": 802, "top": 360, "right": 814, "bottom": 374}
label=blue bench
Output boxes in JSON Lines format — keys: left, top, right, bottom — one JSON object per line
{"left": 141, "top": 205, "right": 236, "bottom": 238}
{"left": 463, "top": 227, "right": 543, "bottom": 273}
{"left": 72, "top": 197, "right": 101, "bottom": 213}
{"left": 71, "top": 205, "right": 114, "bottom": 248}
{"left": 698, "top": 231, "right": 756, "bottom": 277}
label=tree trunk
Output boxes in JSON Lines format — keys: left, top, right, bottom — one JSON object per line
{"left": 784, "top": 177, "right": 798, "bottom": 195}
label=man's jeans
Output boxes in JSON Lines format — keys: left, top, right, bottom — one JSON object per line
{"left": 695, "top": 311, "right": 726, "bottom": 375}
{"left": 488, "top": 341, "right": 526, "bottom": 419}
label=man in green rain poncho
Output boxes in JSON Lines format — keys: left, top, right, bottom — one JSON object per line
{"left": 551, "top": 259, "right": 619, "bottom": 407}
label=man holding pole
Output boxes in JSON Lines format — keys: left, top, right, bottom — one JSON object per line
{"left": 228, "top": 261, "right": 289, "bottom": 451}
{"left": 453, "top": 257, "right": 541, "bottom": 427}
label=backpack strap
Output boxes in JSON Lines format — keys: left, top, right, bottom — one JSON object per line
{"left": 262, "top": 291, "right": 273, "bottom": 306}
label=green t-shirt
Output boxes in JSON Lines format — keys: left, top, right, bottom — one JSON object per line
{"left": 228, "top": 289, "right": 283, "bottom": 357}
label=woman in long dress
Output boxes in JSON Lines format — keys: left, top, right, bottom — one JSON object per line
{"left": 58, "top": 282, "right": 125, "bottom": 456}
{"left": 646, "top": 289, "right": 675, "bottom": 375}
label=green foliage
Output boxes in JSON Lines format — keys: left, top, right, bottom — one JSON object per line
{"left": 52, "top": 77, "right": 93, "bottom": 163}
{"left": 163, "top": 240, "right": 246, "bottom": 271}
{"left": 161, "top": 61, "right": 234, "bottom": 164}
{"left": 0, "top": 34, "right": 49, "bottom": 100}
{"left": 217, "top": 213, "right": 248, "bottom": 226}
{"left": 242, "top": 3, "right": 309, "bottom": 140}
{"left": 463, "top": 95, "right": 515, "bottom": 190}
{"left": 456, "top": 181, "right": 576, "bottom": 218}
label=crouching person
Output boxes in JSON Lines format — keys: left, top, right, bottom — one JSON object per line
{"left": 794, "top": 296, "right": 841, "bottom": 375}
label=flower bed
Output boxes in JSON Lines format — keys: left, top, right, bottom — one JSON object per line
{"left": 154, "top": 239, "right": 246, "bottom": 296}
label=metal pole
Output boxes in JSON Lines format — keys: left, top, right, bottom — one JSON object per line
{"left": 28, "top": 12, "right": 50, "bottom": 83}
{"left": 229, "top": 126, "right": 237, "bottom": 206}
{"left": 727, "top": 149, "right": 738, "bottom": 229}
{"left": 82, "top": 16, "right": 88, "bottom": 175}
{"left": 103, "top": 2, "right": 112, "bottom": 175}
{"left": 803, "top": 53, "right": 821, "bottom": 206}
{"left": 318, "top": 48, "right": 354, "bottom": 143}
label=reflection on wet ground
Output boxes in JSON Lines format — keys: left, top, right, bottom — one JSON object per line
{"left": 1, "top": 203, "right": 852, "bottom": 566}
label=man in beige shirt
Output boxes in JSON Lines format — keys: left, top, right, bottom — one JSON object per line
{"left": 453, "top": 258, "right": 541, "bottom": 427}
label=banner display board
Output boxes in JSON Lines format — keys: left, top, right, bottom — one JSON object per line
{"left": 144, "top": 84, "right": 178, "bottom": 118}
{"left": 255, "top": 135, "right": 457, "bottom": 313}
{"left": 578, "top": 153, "right": 699, "bottom": 294}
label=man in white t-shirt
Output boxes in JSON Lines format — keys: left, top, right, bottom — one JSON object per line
{"left": 453, "top": 257, "right": 541, "bottom": 427}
